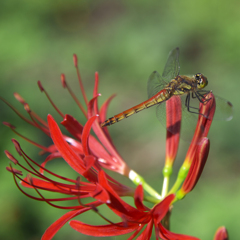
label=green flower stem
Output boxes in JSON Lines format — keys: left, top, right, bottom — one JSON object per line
{"left": 129, "top": 170, "right": 162, "bottom": 201}
{"left": 144, "top": 195, "right": 161, "bottom": 204}
{"left": 161, "top": 165, "right": 173, "bottom": 197}
{"left": 161, "top": 176, "right": 170, "bottom": 198}
{"left": 169, "top": 165, "right": 189, "bottom": 194}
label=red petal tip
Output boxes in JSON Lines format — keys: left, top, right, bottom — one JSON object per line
{"left": 2, "top": 122, "right": 16, "bottom": 129}
{"left": 95, "top": 72, "right": 99, "bottom": 80}
{"left": 61, "top": 74, "right": 67, "bottom": 88}
{"left": 73, "top": 54, "right": 78, "bottom": 67}
{"left": 37, "top": 80, "right": 44, "bottom": 92}
{"left": 4, "top": 150, "right": 18, "bottom": 164}
{"left": 47, "top": 114, "right": 53, "bottom": 120}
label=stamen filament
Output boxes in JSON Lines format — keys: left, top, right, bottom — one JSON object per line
{"left": 73, "top": 54, "right": 88, "bottom": 106}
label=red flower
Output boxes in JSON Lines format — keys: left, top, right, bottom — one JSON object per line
{"left": 3, "top": 55, "right": 135, "bottom": 239}
{"left": 2, "top": 54, "right": 221, "bottom": 240}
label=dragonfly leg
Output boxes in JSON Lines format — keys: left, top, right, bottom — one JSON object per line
{"left": 191, "top": 91, "right": 197, "bottom": 99}
{"left": 195, "top": 90, "right": 212, "bottom": 104}
{"left": 185, "top": 94, "right": 198, "bottom": 112}
{"left": 185, "top": 93, "right": 207, "bottom": 115}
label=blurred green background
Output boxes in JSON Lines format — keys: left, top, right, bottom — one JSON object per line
{"left": 0, "top": 0, "right": 240, "bottom": 239}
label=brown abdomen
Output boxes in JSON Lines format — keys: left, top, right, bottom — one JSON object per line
{"left": 101, "top": 89, "right": 170, "bottom": 127}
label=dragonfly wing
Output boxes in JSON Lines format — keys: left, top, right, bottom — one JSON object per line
{"left": 147, "top": 71, "right": 168, "bottom": 99}
{"left": 214, "top": 95, "right": 233, "bottom": 121}
{"left": 162, "top": 47, "right": 180, "bottom": 81}
{"left": 196, "top": 91, "right": 233, "bottom": 121}
{"left": 156, "top": 95, "right": 201, "bottom": 142}
{"left": 147, "top": 48, "right": 180, "bottom": 99}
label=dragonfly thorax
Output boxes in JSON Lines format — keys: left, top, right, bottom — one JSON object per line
{"left": 195, "top": 73, "right": 208, "bottom": 89}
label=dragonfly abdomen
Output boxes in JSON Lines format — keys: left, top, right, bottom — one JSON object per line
{"left": 101, "top": 89, "right": 170, "bottom": 127}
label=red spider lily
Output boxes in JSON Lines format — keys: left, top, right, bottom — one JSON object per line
{"left": 2, "top": 55, "right": 137, "bottom": 239}
{"left": 2, "top": 54, "right": 221, "bottom": 240}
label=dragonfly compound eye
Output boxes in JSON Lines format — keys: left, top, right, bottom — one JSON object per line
{"left": 195, "top": 73, "right": 208, "bottom": 89}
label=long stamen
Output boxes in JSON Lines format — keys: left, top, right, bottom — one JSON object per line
{"left": 23, "top": 102, "right": 50, "bottom": 135}
{"left": 38, "top": 81, "right": 64, "bottom": 118}
{"left": 13, "top": 92, "right": 49, "bottom": 128}
{"left": 3, "top": 123, "right": 50, "bottom": 151}
{"left": 0, "top": 96, "right": 34, "bottom": 125}
{"left": 7, "top": 146, "right": 93, "bottom": 198}
{"left": 61, "top": 74, "right": 87, "bottom": 118}
{"left": 10, "top": 140, "right": 78, "bottom": 184}
{"left": 73, "top": 54, "right": 88, "bottom": 106}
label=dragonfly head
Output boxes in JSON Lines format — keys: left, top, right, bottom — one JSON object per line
{"left": 195, "top": 73, "right": 208, "bottom": 89}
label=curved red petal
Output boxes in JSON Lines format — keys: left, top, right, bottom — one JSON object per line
{"left": 99, "top": 94, "right": 116, "bottom": 140}
{"left": 82, "top": 115, "right": 98, "bottom": 155}
{"left": 182, "top": 138, "right": 210, "bottom": 193}
{"left": 89, "top": 183, "right": 111, "bottom": 203}
{"left": 69, "top": 220, "right": 138, "bottom": 237}
{"left": 61, "top": 114, "right": 83, "bottom": 141}
{"left": 47, "top": 115, "right": 86, "bottom": 174}
{"left": 159, "top": 223, "right": 200, "bottom": 240}
{"left": 134, "top": 184, "right": 148, "bottom": 211}
{"left": 165, "top": 96, "right": 181, "bottom": 166}
{"left": 153, "top": 194, "right": 175, "bottom": 223}
{"left": 88, "top": 97, "right": 129, "bottom": 175}
{"left": 61, "top": 114, "right": 112, "bottom": 162}
{"left": 186, "top": 93, "right": 215, "bottom": 163}
{"left": 42, "top": 205, "right": 100, "bottom": 240}
{"left": 136, "top": 220, "right": 153, "bottom": 240}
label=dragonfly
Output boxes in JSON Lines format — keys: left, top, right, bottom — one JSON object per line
{"left": 100, "top": 48, "right": 233, "bottom": 133}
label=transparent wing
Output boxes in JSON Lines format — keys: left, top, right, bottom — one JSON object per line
{"left": 214, "top": 95, "right": 233, "bottom": 121}
{"left": 147, "top": 71, "right": 167, "bottom": 99}
{"left": 147, "top": 48, "right": 180, "bottom": 99}
{"left": 162, "top": 47, "right": 180, "bottom": 81}
{"left": 195, "top": 91, "right": 233, "bottom": 121}
{"left": 156, "top": 95, "right": 199, "bottom": 142}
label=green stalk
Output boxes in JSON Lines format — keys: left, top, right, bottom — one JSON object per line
{"left": 129, "top": 170, "right": 162, "bottom": 201}
{"left": 161, "top": 165, "right": 173, "bottom": 197}
{"left": 169, "top": 165, "right": 189, "bottom": 194}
